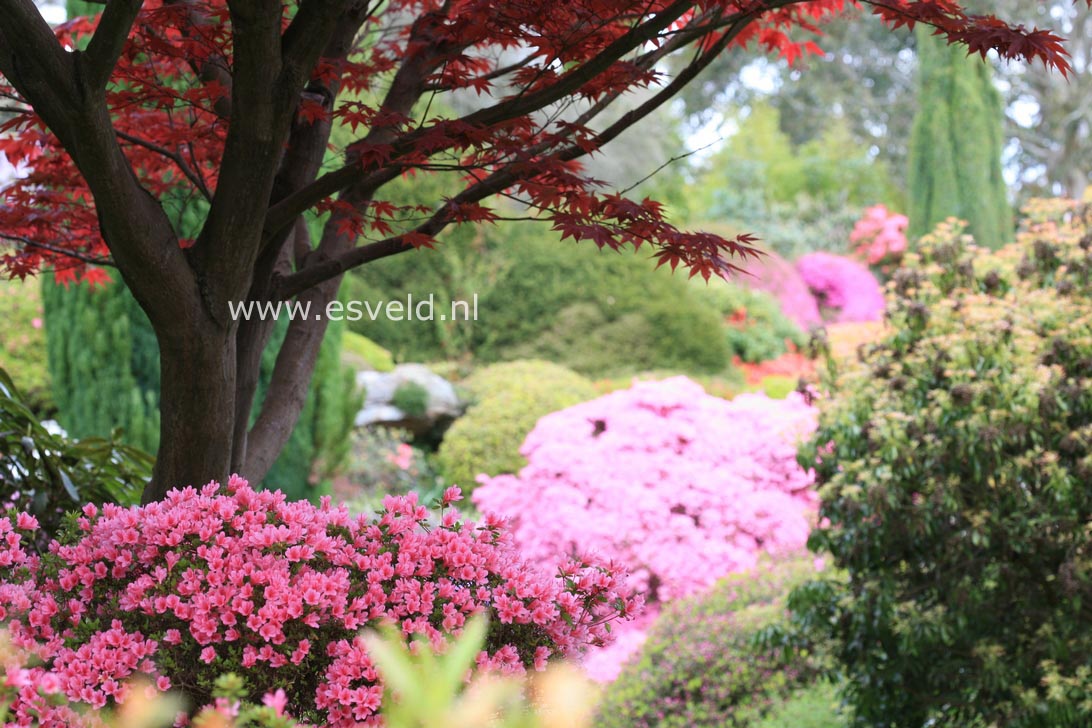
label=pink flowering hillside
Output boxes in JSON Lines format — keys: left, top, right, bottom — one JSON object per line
{"left": 795, "top": 252, "right": 886, "bottom": 323}
{"left": 0, "top": 478, "right": 638, "bottom": 727}
{"left": 473, "top": 377, "right": 818, "bottom": 607}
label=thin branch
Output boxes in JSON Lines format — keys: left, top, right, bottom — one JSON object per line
{"left": 263, "top": 0, "right": 697, "bottom": 234}
{"left": 0, "top": 233, "right": 116, "bottom": 267}
{"left": 115, "top": 128, "right": 212, "bottom": 199}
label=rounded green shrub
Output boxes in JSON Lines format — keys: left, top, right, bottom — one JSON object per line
{"left": 793, "top": 199, "right": 1092, "bottom": 727}
{"left": 341, "top": 331, "right": 394, "bottom": 372}
{"left": 437, "top": 360, "right": 596, "bottom": 491}
{"left": 391, "top": 380, "right": 430, "bottom": 418}
{"left": 595, "top": 557, "right": 827, "bottom": 728}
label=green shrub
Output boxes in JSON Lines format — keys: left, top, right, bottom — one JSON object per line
{"left": 0, "top": 366, "right": 151, "bottom": 549}
{"left": 348, "top": 220, "right": 733, "bottom": 376}
{"left": 0, "top": 278, "right": 51, "bottom": 414}
{"left": 472, "top": 231, "right": 731, "bottom": 375}
{"left": 341, "top": 331, "right": 395, "bottom": 372}
{"left": 753, "top": 683, "right": 847, "bottom": 728}
{"left": 690, "top": 278, "right": 805, "bottom": 363}
{"left": 595, "top": 557, "right": 826, "bottom": 728}
{"left": 792, "top": 199, "right": 1092, "bottom": 727}
{"left": 437, "top": 360, "right": 596, "bottom": 491}
{"left": 391, "top": 381, "right": 430, "bottom": 418}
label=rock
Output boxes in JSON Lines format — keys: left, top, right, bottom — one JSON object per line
{"left": 354, "top": 364, "right": 464, "bottom": 436}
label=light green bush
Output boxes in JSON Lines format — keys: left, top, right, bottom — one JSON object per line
{"left": 690, "top": 278, "right": 806, "bottom": 363}
{"left": 437, "top": 360, "right": 596, "bottom": 491}
{"left": 341, "top": 331, "right": 395, "bottom": 372}
{"left": 595, "top": 557, "right": 827, "bottom": 728}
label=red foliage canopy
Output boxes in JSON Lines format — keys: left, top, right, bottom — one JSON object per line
{"left": 1, "top": 0, "right": 1084, "bottom": 287}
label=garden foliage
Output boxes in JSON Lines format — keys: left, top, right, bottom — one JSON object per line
{"left": 793, "top": 199, "right": 1092, "bottom": 726}
{"left": 0, "top": 477, "right": 638, "bottom": 726}
{"left": 0, "top": 280, "right": 51, "bottom": 415}
{"left": 690, "top": 280, "right": 806, "bottom": 364}
{"left": 595, "top": 557, "right": 832, "bottom": 728}
{"left": 907, "top": 26, "right": 1012, "bottom": 248}
{"left": 437, "top": 361, "right": 597, "bottom": 493}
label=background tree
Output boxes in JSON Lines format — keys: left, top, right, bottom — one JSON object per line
{"left": 0, "top": 0, "right": 1082, "bottom": 502}
{"left": 907, "top": 25, "right": 1012, "bottom": 247}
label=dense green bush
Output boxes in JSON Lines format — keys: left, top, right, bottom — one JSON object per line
{"left": 474, "top": 230, "right": 731, "bottom": 375}
{"left": 595, "top": 557, "right": 830, "bottom": 728}
{"left": 690, "top": 279, "right": 806, "bottom": 363}
{"left": 0, "top": 279, "right": 52, "bottom": 414}
{"left": 436, "top": 360, "right": 596, "bottom": 491}
{"left": 42, "top": 275, "right": 161, "bottom": 453}
{"left": 792, "top": 199, "right": 1092, "bottom": 727}
{"left": 0, "top": 366, "right": 151, "bottom": 549}
{"left": 348, "top": 220, "right": 733, "bottom": 376}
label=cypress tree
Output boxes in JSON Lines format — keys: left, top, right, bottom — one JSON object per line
{"left": 907, "top": 26, "right": 1012, "bottom": 248}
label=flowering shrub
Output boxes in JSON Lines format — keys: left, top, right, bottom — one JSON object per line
{"left": 794, "top": 253, "right": 885, "bottom": 324}
{"left": 595, "top": 557, "right": 830, "bottom": 728}
{"left": 0, "top": 477, "right": 638, "bottom": 726}
{"left": 736, "top": 252, "right": 822, "bottom": 331}
{"left": 473, "top": 378, "right": 817, "bottom": 678}
{"left": 848, "top": 205, "right": 908, "bottom": 272}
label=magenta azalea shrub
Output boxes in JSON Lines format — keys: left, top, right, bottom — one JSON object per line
{"left": 472, "top": 378, "right": 817, "bottom": 679}
{"left": 849, "top": 204, "right": 909, "bottom": 268}
{"left": 794, "top": 252, "right": 886, "bottom": 323}
{"left": 736, "top": 251, "right": 822, "bottom": 331}
{"left": 0, "top": 477, "right": 638, "bottom": 726}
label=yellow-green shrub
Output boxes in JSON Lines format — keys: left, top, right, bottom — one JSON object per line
{"left": 437, "top": 361, "right": 596, "bottom": 491}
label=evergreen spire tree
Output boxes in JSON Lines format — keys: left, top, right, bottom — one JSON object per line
{"left": 907, "top": 26, "right": 1012, "bottom": 248}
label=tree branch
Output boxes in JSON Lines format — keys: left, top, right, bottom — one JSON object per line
{"left": 81, "top": 0, "right": 143, "bottom": 90}
{"left": 274, "top": 8, "right": 760, "bottom": 300}
{"left": 115, "top": 128, "right": 212, "bottom": 200}
{"left": 0, "top": 233, "right": 116, "bottom": 267}
{"left": 262, "top": 0, "right": 698, "bottom": 235}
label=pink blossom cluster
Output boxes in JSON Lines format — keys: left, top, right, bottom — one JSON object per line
{"left": 472, "top": 378, "right": 818, "bottom": 678}
{"left": 0, "top": 478, "right": 639, "bottom": 727}
{"left": 850, "top": 204, "right": 909, "bottom": 267}
{"left": 794, "top": 252, "right": 886, "bottom": 323}
{"left": 737, "top": 251, "right": 822, "bottom": 330}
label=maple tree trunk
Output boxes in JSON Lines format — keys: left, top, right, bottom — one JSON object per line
{"left": 143, "top": 328, "right": 238, "bottom": 503}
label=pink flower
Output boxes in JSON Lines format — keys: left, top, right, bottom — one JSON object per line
{"left": 262, "top": 688, "right": 288, "bottom": 716}
{"left": 15, "top": 513, "right": 38, "bottom": 531}
{"left": 200, "top": 646, "right": 217, "bottom": 663}
{"left": 796, "top": 252, "right": 886, "bottom": 323}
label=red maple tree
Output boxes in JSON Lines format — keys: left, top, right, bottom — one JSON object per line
{"left": 0, "top": 0, "right": 1084, "bottom": 502}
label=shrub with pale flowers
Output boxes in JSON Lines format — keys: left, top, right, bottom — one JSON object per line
{"left": 0, "top": 477, "right": 639, "bottom": 727}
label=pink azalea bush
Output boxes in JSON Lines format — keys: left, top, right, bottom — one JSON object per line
{"left": 472, "top": 377, "right": 818, "bottom": 680}
{"left": 0, "top": 477, "right": 639, "bottom": 727}
{"left": 736, "top": 251, "right": 822, "bottom": 331}
{"left": 849, "top": 204, "right": 909, "bottom": 268}
{"left": 794, "top": 252, "right": 886, "bottom": 323}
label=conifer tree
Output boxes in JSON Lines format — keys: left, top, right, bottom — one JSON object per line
{"left": 907, "top": 26, "right": 1013, "bottom": 248}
